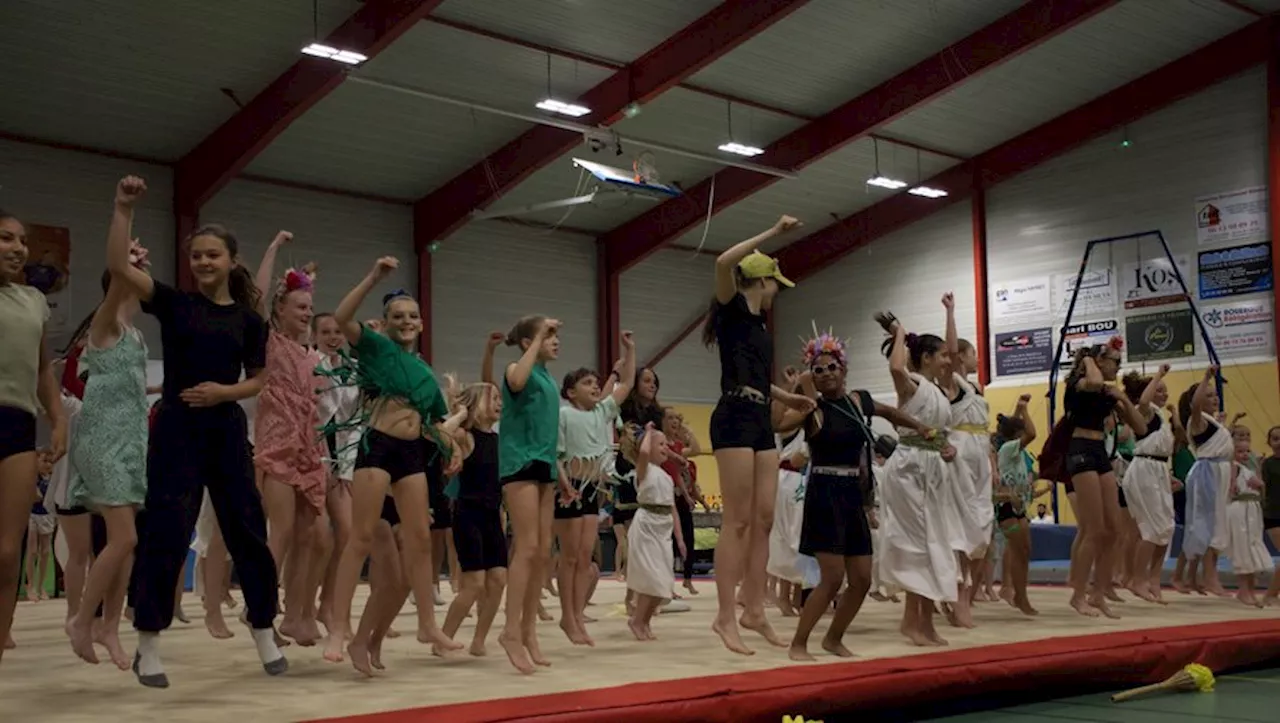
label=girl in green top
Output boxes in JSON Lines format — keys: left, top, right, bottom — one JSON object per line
{"left": 321, "top": 256, "right": 467, "bottom": 675}
{"left": 497, "top": 314, "right": 562, "bottom": 675}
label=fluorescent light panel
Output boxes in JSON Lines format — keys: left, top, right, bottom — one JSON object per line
{"left": 866, "top": 175, "right": 907, "bottom": 190}
{"left": 718, "top": 142, "right": 764, "bottom": 157}
{"left": 301, "top": 43, "right": 367, "bottom": 65}
{"left": 536, "top": 99, "right": 591, "bottom": 117}
{"left": 908, "top": 186, "right": 948, "bottom": 198}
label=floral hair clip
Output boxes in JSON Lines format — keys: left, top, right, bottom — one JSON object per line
{"left": 1107, "top": 335, "right": 1124, "bottom": 353}
{"left": 801, "top": 321, "right": 848, "bottom": 367}
{"left": 278, "top": 263, "right": 317, "bottom": 299}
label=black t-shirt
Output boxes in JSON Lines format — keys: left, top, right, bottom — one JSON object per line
{"left": 714, "top": 293, "right": 772, "bottom": 396}
{"left": 807, "top": 391, "right": 876, "bottom": 467}
{"left": 1064, "top": 383, "right": 1116, "bottom": 431}
{"left": 143, "top": 281, "right": 267, "bottom": 406}
{"left": 459, "top": 430, "right": 501, "bottom": 507}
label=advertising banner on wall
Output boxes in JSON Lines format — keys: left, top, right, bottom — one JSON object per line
{"left": 20, "top": 223, "right": 72, "bottom": 337}
{"left": 1058, "top": 319, "right": 1119, "bottom": 366}
{"left": 1199, "top": 299, "right": 1274, "bottom": 355}
{"left": 1120, "top": 255, "right": 1191, "bottom": 309}
{"left": 1125, "top": 308, "right": 1195, "bottom": 362}
{"left": 991, "top": 279, "right": 1051, "bottom": 326}
{"left": 994, "top": 328, "right": 1054, "bottom": 377}
{"left": 1195, "top": 186, "right": 1267, "bottom": 247}
{"left": 1053, "top": 268, "right": 1116, "bottom": 318}
{"left": 1197, "top": 243, "right": 1273, "bottom": 299}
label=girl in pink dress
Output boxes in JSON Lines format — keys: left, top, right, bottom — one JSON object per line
{"left": 253, "top": 232, "right": 327, "bottom": 645}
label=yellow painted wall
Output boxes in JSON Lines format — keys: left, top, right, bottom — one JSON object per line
{"left": 986, "top": 360, "right": 1280, "bottom": 525}
{"left": 675, "top": 361, "right": 1280, "bottom": 519}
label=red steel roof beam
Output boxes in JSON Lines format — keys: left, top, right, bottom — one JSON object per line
{"left": 175, "top": 0, "right": 446, "bottom": 211}
{"left": 410, "top": 0, "right": 812, "bottom": 250}
{"left": 773, "top": 20, "right": 1270, "bottom": 283}
{"left": 600, "top": 0, "right": 1120, "bottom": 276}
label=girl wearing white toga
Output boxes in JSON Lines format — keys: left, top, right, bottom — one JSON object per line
{"left": 1225, "top": 439, "right": 1273, "bottom": 607}
{"left": 937, "top": 292, "right": 992, "bottom": 629}
{"left": 1117, "top": 366, "right": 1179, "bottom": 604}
{"left": 1178, "top": 366, "right": 1233, "bottom": 597}
{"left": 623, "top": 423, "right": 685, "bottom": 641}
{"left": 873, "top": 312, "right": 957, "bottom": 647}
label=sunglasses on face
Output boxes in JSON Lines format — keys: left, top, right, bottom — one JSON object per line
{"left": 811, "top": 362, "right": 841, "bottom": 375}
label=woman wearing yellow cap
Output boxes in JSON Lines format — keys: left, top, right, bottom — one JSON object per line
{"left": 701, "top": 215, "right": 815, "bottom": 656}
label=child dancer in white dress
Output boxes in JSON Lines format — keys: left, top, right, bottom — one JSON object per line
{"left": 874, "top": 313, "right": 957, "bottom": 647}
{"left": 1226, "top": 439, "right": 1273, "bottom": 607}
{"left": 869, "top": 436, "right": 900, "bottom": 603}
{"left": 624, "top": 424, "right": 685, "bottom": 641}
{"left": 767, "top": 426, "right": 807, "bottom": 615}
{"left": 1179, "top": 366, "right": 1233, "bottom": 597}
{"left": 1118, "top": 367, "right": 1178, "bottom": 603}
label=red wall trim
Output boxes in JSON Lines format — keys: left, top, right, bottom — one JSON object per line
{"left": 971, "top": 182, "right": 991, "bottom": 387}
{"left": 596, "top": 243, "right": 620, "bottom": 374}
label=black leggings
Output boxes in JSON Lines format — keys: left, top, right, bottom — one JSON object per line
{"left": 674, "top": 496, "right": 695, "bottom": 582}
{"left": 131, "top": 402, "right": 278, "bottom": 632}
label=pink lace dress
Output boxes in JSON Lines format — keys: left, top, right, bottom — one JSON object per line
{"left": 254, "top": 329, "right": 327, "bottom": 512}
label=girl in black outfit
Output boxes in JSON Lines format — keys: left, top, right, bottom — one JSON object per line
{"left": 107, "top": 177, "right": 284, "bottom": 688}
{"left": 702, "top": 215, "right": 814, "bottom": 656}
{"left": 1060, "top": 338, "right": 1145, "bottom": 620}
{"left": 783, "top": 337, "right": 932, "bottom": 662}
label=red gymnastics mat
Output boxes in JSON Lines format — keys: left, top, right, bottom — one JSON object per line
{"left": 307, "top": 618, "right": 1280, "bottom": 723}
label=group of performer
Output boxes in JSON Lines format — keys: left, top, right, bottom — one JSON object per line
{"left": 0, "top": 185, "right": 1277, "bottom": 688}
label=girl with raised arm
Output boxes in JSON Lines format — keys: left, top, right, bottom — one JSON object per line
{"left": 496, "top": 315, "right": 563, "bottom": 674}
{"left": 1179, "top": 366, "right": 1233, "bottom": 597}
{"left": 106, "top": 177, "right": 283, "bottom": 687}
{"left": 1117, "top": 366, "right": 1177, "bottom": 603}
{"left": 319, "top": 258, "right": 465, "bottom": 675}
{"left": 1061, "top": 339, "right": 1146, "bottom": 620}
{"left": 873, "top": 313, "right": 957, "bottom": 647}
{"left": 938, "top": 293, "right": 992, "bottom": 629}
{"left": 622, "top": 422, "right": 684, "bottom": 641}
{"left": 250, "top": 232, "right": 328, "bottom": 646}
{"left": 785, "top": 328, "right": 933, "bottom": 661}
{"left": 64, "top": 193, "right": 154, "bottom": 670}
{"left": 703, "top": 216, "right": 813, "bottom": 656}
{"left": 991, "top": 396, "right": 1045, "bottom": 615}
{"left": 314, "top": 312, "right": 360, "bottom": 635}
{"left": 555, "top": 331, "right": 636, "bottom": 645}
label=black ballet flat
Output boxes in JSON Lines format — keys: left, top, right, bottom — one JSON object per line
{"left": 132, "top": 652, "right": 170, "bottom": 689}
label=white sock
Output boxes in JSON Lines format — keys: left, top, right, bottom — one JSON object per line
{"left": 137, "top": 632, "right": 164, "bottom": 676}
{"left": 250, "top": 627, "right": 284, "bottom": 664}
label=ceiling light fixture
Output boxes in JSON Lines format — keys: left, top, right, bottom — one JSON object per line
{"left": 536, "top": 99, "right": 591, "bottom": 117}
{"left": 301, "top": 43, "right": 368, "bottom": 65}
{"left": 866, "top": 137, "right": 906, "bottom": 191}
{"left": 908, "top": 186, "right": 948, "bottom": 198}
{"left": 718, "top": 142, "right": 764, "bottom": 157}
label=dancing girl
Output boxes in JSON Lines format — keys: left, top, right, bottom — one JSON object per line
{"left": 1117, "top": 367, "right": 1178, "bottom": 603}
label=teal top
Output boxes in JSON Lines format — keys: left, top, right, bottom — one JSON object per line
{"left": 499, "top": 362, "right": 559, "bottom": 478}
{"left": 559, "top": 396, "right": 619, "bottom": 461}
{"left": 996, "top": 439, "right": 1033, "bottom": 511}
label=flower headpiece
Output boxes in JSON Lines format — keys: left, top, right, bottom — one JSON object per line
{"left": 1107, "top": 335, "right": 1124, "bottom": 353}
{"left": 277, "top": 263, "right": 317, "bottom": 300}
{"left": 801, "top": 321, "right": 848, "bottom": 367}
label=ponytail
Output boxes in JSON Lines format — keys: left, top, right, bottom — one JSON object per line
{"left": 228, "top": 265, "right": 261, "bottom": 311}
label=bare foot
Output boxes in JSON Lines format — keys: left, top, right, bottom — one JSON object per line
{"left": 901, "top": 624, "right": 931, "bottom": 647}
{"left": 498, "top": 633, "right": 534, "bottom": 674}
{"left": 93, "top": 626, "right": 131, "bottom": 671}
{"left": 385, "top": 627, "right": 400, "bottom": 639}
{"left": 778, "top": 600, "right": 798, "bottom": 617}
{"left": 4, "top": 634, "right": 14, "bottom": 649}
{"left": 174, "top": 605, "right": 189, "bottom": 624}
{"left": 820, "top": 637, "right": 854, "bottom": 658}
{"left": 322, "top": 631, "right": 346, "bottom": 663}
{"left": 1070, "top": 595, "right": 1099, "bottom": 618}
{"left": 712, "top": 617, "right": 754, "bottom": 655}
{"left": 279, "top": 620, "right": 318, "bottom": 647}
{"left": 417, "top": 626, "right": 464, "bottom": 652}
{"left": 1127, "top": 584, "right": 1157, "bottom": 603}
{"left": 1171, "top": 578, "right": 1190, "bottom": 594}
{"left": 205, "top": 612, "right": 234, "bottom": 639}
{"left": 739, "top": 614, "right": 787, "bottom": 647}
{"left": 1103, "top": 589, "right": 1125, "bottom": 604}
{"left": 537, "top": 605, "right": 553, "bottom": 622}
{"left": 469, "top": 639, "right": 487, "bottom": 657}
{"left": 559, "top": 619, "right": 589, "bottom": 646}
{"left": 1089, "top": 598, "right": 1121, "bottom": 619}
{"left": 683, "top": 581, "right": 699, "bottom": 595}
{"left": 523, "top": 635, "right": 551, "bottom": 667}
{"left": 65, "top": 618, "right": 99, "bottom": 664}
{"left": 347, "top": 637, "right": 374, "bottom": 678}
{"left": 627, "top": 617, "right": 647, "bottom": 641}
{"left": 643, "top": 624, "right": 657, "bottom": 641}
{"left": 868, "top": 591, "right": 887, "bottom": 602}
{"left": 582, "top": 615, "right": 596, "bottom": 624}
{"left": 926, "top": 630, "right": 949, "bottom": 646}
{"left": 1236, "top": 591, "right": 1263, "bottom": 608}
{"left": 788, "top": 643, "right": 815, "bottom": 662}
{"left": 1264, "top": 596, "right": 1279, "bottom": 608}
{"left": 1014, "top": 596, "right": 1039, "bottom": 616}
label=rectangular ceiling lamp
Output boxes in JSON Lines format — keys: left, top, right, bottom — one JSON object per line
{"left": 536, "top": 99, "right": 591, "bottom": 117}
{"left": 908, "top": 186, "right": 948, "bottom": 198}
{"left": 302, "top": 43, "right": 368, "bottom": 65}
{"left": 718, "top": 142, "right": 764, "bottom": 157}
{"left": 867, "top": 175, "right": 907, "bottom": 190}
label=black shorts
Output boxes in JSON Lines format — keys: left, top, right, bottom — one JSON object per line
{"left": 0, "top": 406, "right": 36, "bottom": 462}
{"left": 501, "top": 460, "right": 554, "bottom": 486}
{"left": 996, "top": 502, "right": 1022, "bottom": 523}
{"left": 1118, "top": 486, "right": 1128, "bottom": 508}
{"left": 612, "top": 480, "right": 636, "bottom": 525}
{"left": 1065, "top": 437, "right": 1112, "bottom": 477}
{"left": 553, "top": 480, "right": 600, "bottom": 520}
{"left": 799, "top": 472, "right": 872, "bottom": 558}
{"left": 427, "top": 458, "right": 452, "bottom": 530}
{"left": 355, "top": 429, "right": 424, "bottom": 483}
{"left": 453, "top": 499, "right": 507, "bottom": 572}
{"left": 56, "top": 505, "right": 90, "bottom": 517}
{"left": 1264, "top": 517, "right": 1280, "bottom": 531}
{"left": 381, "top": 495, "right": 400, "bottom": 527}
{"left": 710, "top": 395, "right": 773, "bottom": 452}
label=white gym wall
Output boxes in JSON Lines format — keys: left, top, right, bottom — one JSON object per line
{"left": 775, "top": 201, "right": 976, "bottom": 401}
{"left": 203, "top": 179, "right": 415, "bottom": 325}
{"left": 0, "top": 139, "right": 174, "bottom": 356}
{"left": 620, "top": 249, "right": 720, "bottom": 403}
{"left": 985, "top": 67, "right": 1269, "bottom": 384}
{"left": 431, "top": 220, "right": 597, "bottom": 380}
